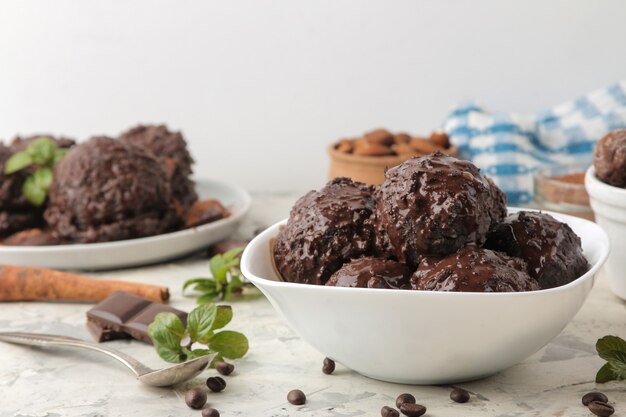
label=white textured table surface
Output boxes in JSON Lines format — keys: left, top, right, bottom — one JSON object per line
{"left": 1, "top": 194, "right": 625, "bottom": 417}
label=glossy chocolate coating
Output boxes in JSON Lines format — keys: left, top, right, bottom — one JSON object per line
{"left": 375, "top": 152, "right": 506, "bottom": 265}
{"left": 45, "top": 137, "right": 181, "bottom": 243}
{"left": 120, "top": 124, "right": 198, "bottom": 211}
{"left": 412, "top": 246, "right": 539, "bottom": 292}
{"left": 593, "top": 129, "right": 626, "bottom": 187}
{"left": 325, "top": 257, "right": 412, "bottom": 289}
{"left": 485, "top": 211, "right": 589, "bottom": 289}
{"left": 273, "top": 177, "right": 376, "bottom": 285}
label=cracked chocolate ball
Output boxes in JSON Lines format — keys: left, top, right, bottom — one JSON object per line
{"left": 273, "top": 177, "right": 376, "bottom": 285}
{"left": 120, "top": 124, "right": 198, "bottom": 211}
{"left": 375, "top": 152, "right": 506, "bottom": 265}
{"left": 593, "top": 129, "right": 626, "bottom": 187}
{"left": 485, "top": 211, "right": 589, "bottom": 289}
{"left": 44, "top": 136, "right": 181, "bottom": 243}
{"left": 412, "top": 246, "right": 539, "bottom": 292}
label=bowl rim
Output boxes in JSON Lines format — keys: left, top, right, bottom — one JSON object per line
{"left": 585, "top": 166, "right": 626, "bottom": 199}
{"left": 241, "top": 207, "right": 609, "bottom": 298}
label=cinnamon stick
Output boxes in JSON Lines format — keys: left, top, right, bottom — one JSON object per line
{"left": 0, "top": 264, "right": 169, "bottom": 303}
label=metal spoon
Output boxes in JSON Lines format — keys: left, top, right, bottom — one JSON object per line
{"left": 0, "top": 332, "right": 212, "bottom": 387}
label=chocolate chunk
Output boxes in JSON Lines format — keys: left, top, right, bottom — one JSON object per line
{"left": 86, "top": 291, "right": 187, "bottom": 344}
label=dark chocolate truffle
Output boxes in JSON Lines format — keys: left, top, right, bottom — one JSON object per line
{"left": 593, "top": 129, "right": 626, "bottom": 187}
{"left": 375, "top": 151, "right": 506, "bottom": 265}
{"left": 44, "top": 136, "right": 181, "bottom": 243}
{"left": 273, "top": 177, "right": 376, "bottom": 285}
{"left": 325, "top": 257, "right": 411, "bottom": 289}
{"left": 485, "top": 211, "right": 589, "bottom": 289}
{"left": 412, "top": 246, "right": 539, "bottom": 292}
{"left": 120, "top": 124, "right": 198, "bottom": 211}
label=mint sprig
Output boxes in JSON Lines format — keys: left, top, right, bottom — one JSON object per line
{"left": 4, "top": 137, "right": 68, "bottom": 206}
{"left": 595, "top": 335, "right": 626, "bottom": 383}
{"left": 183, "top": 247, "right": 249, "bottom": 302}
{"left": 147, "top": 303, "right": 248, "bottom": 365}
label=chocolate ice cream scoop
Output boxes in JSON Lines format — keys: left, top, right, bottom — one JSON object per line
{"left": 593, "top": 129, "right": 626, "bottom": 187}
{"left": 273, "top": 177, "right": 376, "bottom": 285}
{"left": 485, "top": 211, "right": 589, "bottom": 289}
{"left": 375, "top": 151, "right": 506, "bottom": 265}
{"left": 325, "top": 257, "right": 412, "bottom": 289}
{"left": 120, "top": 124, "right": 198, "bottom": 211}
{"left": 44, "top": 137, "right": 181, "bottom": 243}
{"left": 412, "top": 246, "right": 539, "bottom": 292}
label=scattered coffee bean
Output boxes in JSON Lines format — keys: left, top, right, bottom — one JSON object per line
{"left": 287, "top": 389, "right": 306, "bottom": 405}
{"left": 582, "top": 391, "right": 609, "bottom": 406}
{"left": 450, "top": 387, "right": 470, "bottom": 403}
{"left": 322, "top": 357, "right": 336, "bottom": 375}
{"left": 215, "top": 360, "right": 235, "bottom": 376}
{"left": 399, "top": 403, "right": 426, "bottom": 417}
{"left": 381, "top": 405, "right": 400, "bottom": 417}
{"left": 588, "top": 401, "right": 615, "bottom": 417}
{"left": 206, "top": 376, "right": 226, "bottom": 392}
{"left": 395, "top": 393, "right": 416, "bottom": 408}
{"left": 184, "top": 387, "right": 207, "bottom": 410}
{"left": 201, "top": 407, "right": 220, "bottom": 417}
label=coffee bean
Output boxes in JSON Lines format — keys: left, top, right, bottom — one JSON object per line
{"left": 399, "top": 403, "right": 426, "bottom": 417}
{"left": 184, "top": 387, "right": 207, "bottom": 409}
{"left": 381, "top": 405, "right": 400, "bottom": 417}
{"left": 588, "top": 401, "right": 615, "bottom": 417}
{"left": 287, "top": 389, "right": 306, "bottom": 405}
{"left": 395, "top": 393, "right": 416, "bottom": 408}
{"left": 201, "top": 407, "right": 220, "bottom": 417}
{"left": 582, "top": 392, "right": 609, "bottom": 406}
{"left": 322, "top": 357, "right": 336, "bottom": 375}
{"left": 215, "top": 360, "right": 234, "bottom": 376}
{"left": 206, "top": 376, "right": 226, "bottom": 392}
{"left": 450, "top": 387, "right": 470, "bottom": 403}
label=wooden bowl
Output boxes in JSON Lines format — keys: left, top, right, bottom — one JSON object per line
{"left": 327, "top": 143, "right": 458, "bottom": 185}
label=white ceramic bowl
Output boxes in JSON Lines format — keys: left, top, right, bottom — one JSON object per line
{"left": 586, "top": 166, "right": 625, "bottom": 299}
{"left": 241, "top": 208, "right": 609, "bottom": 384}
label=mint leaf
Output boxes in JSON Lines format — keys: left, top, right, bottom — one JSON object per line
{"left": 53, "top": 148, "right": 68, "bottom": 165}
{"left": 596, "top": 335, "right": 626, "bottom": 355}
{"left": 33, "top": 166, "right": 53, "bottom": 189}
{"left": 22, "top": 175, "right": 47, "bottom": 206}
{"left": 599, "top": 350, "right": 626, "bottom": 374}
{"left": 212, "top": 305, "right": 233, "bottom": 331}
{"left": 186, "top": 348, "right": 213, "bottom": 360}
{"left": 147, "top": 311, "right": 186, "bottom": 362}
{"left": 209, "top": 330, "right": 248, "bottom": 359}
{"left": 27, "top": 137, "right": 56, "bottom": 165}
{"left": 4, "top": 151, "right": 32, "bottom": 174}
{"left": 596, "top": 362, "right": 620, "bottom": 383}
{"left": 188, "top": 304, "right": 217, "bottom": 344}
{"left": 223, "top": 247, "right": 244, "bottom": 261}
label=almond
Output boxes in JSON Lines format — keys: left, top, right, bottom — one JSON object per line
{"left": 392, "top": 142, "right": 418, "bottom": 156}
{"left": 429, "top": 130, "right": 450, "bottom": 148}
{"left": 393, "top": 133, "right": 411, "bottom": 144}
{"left": 410, "top": 138, "right": 444, "bottom": 154}
{"left": 336, "top": 139, "right": 354, "bottom": 153}
{"left": 353, "top": 140, "right": 393, "bottom": 156}
{"left": 364, "top": 129, "right": 394, "bottom": 146}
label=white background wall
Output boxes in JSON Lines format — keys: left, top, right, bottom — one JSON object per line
{"left": 1, "top": 0, "right": 625, "bottom": 192}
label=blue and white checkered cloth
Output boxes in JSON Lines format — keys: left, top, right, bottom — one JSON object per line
{"left": 443, "top": 81, "right": 626, "bottom": 205}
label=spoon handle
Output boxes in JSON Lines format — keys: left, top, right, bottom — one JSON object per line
{"left": 0, "top": 331, "right": 153, "bottom": 377}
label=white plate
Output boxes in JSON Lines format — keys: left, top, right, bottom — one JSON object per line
{"left": 0, "top": 179, "right": 251, "bottom": 271}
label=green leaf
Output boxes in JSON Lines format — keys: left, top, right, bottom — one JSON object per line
{"left": 208, "top": 330, "right": 248, "bottom": 359}
{"left": 212, "top": 305, "right": 233, "bottom": 331}
{"left": 599, "top": 350, "right": 626, "bottom": 374}
{"left": 596, "top": 335, "right": 626, "bottom": 355}
{"left": 148, "top": 312, "right": 186, "bottom": 348}
{"left": 22, "top": 175, "right": 47, "bottom": 206}
{"left": 27, "top": 137, "right": 56, "bottom": 165}
{"left": 223, "top": 247, "right": 244, "bottom": 261}
{"left": 186, "top": 348, "right": 213, "bottom": 360}
{"left": 155, "top": 344, "right": 186, "bottom": 363}
{"left": 33, "top": 166, "right": 53, "bottom": 189}
{"left": 596, "top": 362, "right": 620, "bottom": 383}
{"left": 197, "top": 293, "right": 218, "bottom": 304}
{"left": 188, "top": 304, "right": 217, "bottom": 344}
{"left": 183, "top": 277, "right": 213, "bottom": 292}
{"left": 52, "top": 148, "right": 68, "bottom": 165}
{"left": 4, "top": 151, "right": 32, "bottom": 174}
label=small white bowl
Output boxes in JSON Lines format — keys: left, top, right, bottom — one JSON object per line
{"left": 585, "top": 166, "right": 626, "bottom": 299}
{"left": 241, "top": 208, "right": 609, "bottom": 384}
